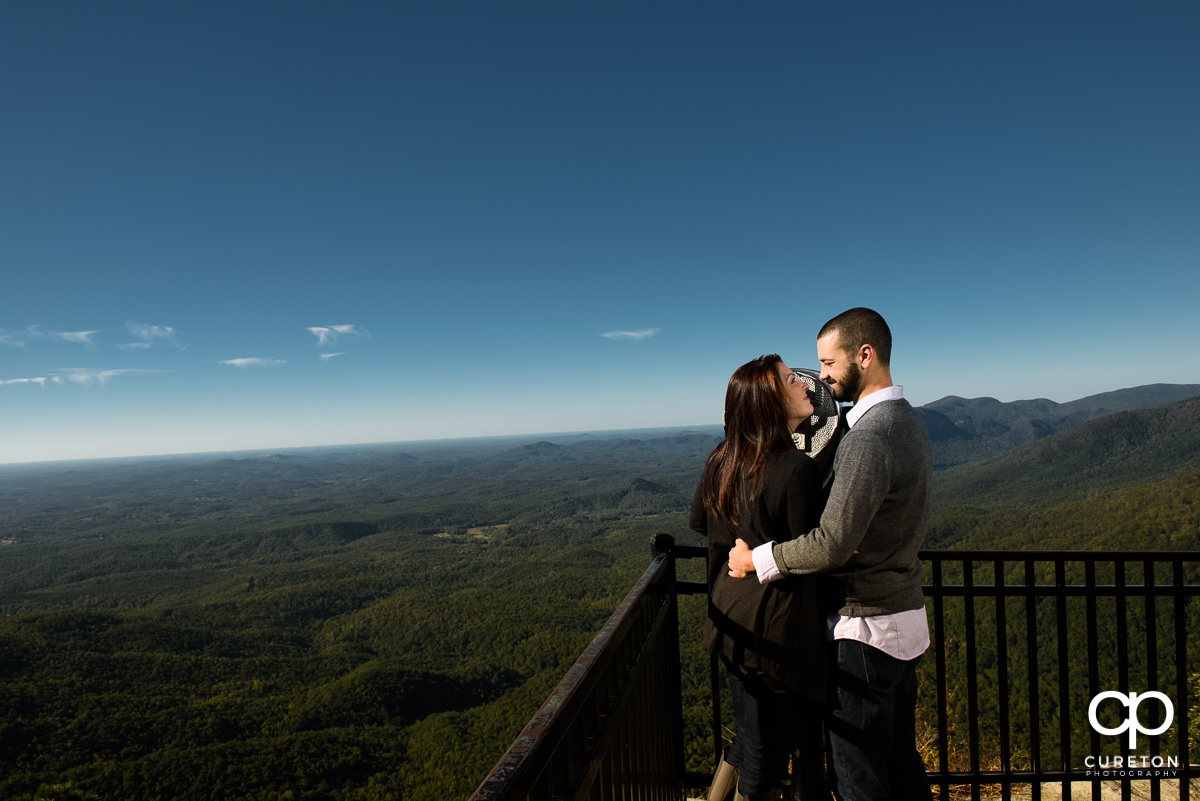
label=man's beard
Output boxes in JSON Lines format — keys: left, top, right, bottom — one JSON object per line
{"left": 832, "top": 361, "right": 862, "bottom": 402}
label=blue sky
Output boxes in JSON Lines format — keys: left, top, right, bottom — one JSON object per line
{"left": 3, "top": 2, "right": 1198, "bottom": 465}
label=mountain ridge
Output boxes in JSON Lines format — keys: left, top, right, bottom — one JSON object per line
{"left": 916, "top": 383, "right": 1200, "bottom": 470}
{"left": 932, "top": 395, "right": 1200, "bottom": 512}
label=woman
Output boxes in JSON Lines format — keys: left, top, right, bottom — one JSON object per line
{"left": 690, "top": 354, "right": 830, "bottom": 801}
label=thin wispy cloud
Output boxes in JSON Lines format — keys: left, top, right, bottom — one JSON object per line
{"left": 600, "top": 328, "right": 660, "bottom": 341}
{"left": 0, "top": 325, "right": 101, "bottom": 348}
{"left": 1, "top": 368, "right": 156, "bottom": 387}
{"left": 221, "top": 358, "right": 287, "bottom": 368}
{"left": 122, "top": 322, "right": 182, "bottom": 350}
{"left": 56, "top": 330, "right": 101, "bottom": 347}
{"left": 307, "top": 324, "right": 367, "bottom": 347}
{"left": 52, "top": 368, "right": 147, "bottom": 386}
{"left": 319, "top": 352, "right": 346, "bottom": 362}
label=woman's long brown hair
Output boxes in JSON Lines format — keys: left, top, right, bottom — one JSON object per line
{"left": 699, "top": 354, "right": 794, "bottom": 526}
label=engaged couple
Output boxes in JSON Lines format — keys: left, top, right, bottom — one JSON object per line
{"left": 692, "top": 307, "right": 934, "bottom": 801}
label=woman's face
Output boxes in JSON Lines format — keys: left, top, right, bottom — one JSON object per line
{"left": 777, "top": 362, "right": 815, "bottom": 430}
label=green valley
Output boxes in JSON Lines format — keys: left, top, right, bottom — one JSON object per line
{"left": 2, "top": 387, "right": 1199, "bottom": 800}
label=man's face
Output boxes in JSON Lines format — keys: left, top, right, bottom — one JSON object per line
{"left": 817, "top": 332, "right": 862, "bottom": 402}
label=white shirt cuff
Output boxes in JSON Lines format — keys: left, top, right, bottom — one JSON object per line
{"left": 752, "top": 542, "right": 783, "bottom": 584}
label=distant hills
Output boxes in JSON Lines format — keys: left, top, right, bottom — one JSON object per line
{"left": 932, "top": 395, "right": 1200, "bottom": 511}
{"left": 474, "top": 382, "right": 1200, "bottom": 552}
{"left": 917, "top": 383, "right": 1200, "bottom": 470}
{"left": 499, "top": 432, "right": 722, "bottom": 466}
{"left": 924, "top": 389, "right": 1200, "bottom": 552}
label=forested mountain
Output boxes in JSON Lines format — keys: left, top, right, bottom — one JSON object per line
{"left": 918, "top": 383, "right": 1200, "bottom": 470}
{"left": 1, "top": 386, "right": 1198, "bottom": 800}
{"left": 932, "top": 394, "right": 1200, "bottom": 511}
{"left": 925, "top": 394, "right": 1200, "bottom": 550}
{"left": 928, "top": 466, "right": 1200, "bottom": 551}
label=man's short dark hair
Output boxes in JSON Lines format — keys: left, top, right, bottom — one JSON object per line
{"left": 818, "top": 307, "right": 892, "bottom": 367}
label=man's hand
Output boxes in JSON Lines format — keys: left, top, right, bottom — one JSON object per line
{"left": 727, "top": 538, "right": 756, "bottom": 578}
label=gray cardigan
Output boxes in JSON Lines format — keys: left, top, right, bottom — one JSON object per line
{"left": 771, "top": 397, "right": 932, "bottom": 617}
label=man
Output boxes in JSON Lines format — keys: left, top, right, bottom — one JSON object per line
{"left": 728, "top": 307, "right": 933, "bottom": 801}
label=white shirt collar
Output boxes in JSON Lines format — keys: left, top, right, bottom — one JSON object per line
{"left": 846, "top": 384, "right": 904, "bottom": 428}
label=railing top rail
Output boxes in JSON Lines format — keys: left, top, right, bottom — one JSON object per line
{"left": 920, "top": 548, "right": 1200, "bottom": 561}
{"left": 467, "top": 546, "right": 674, "bottom": 801}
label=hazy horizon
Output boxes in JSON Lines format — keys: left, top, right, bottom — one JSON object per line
{"left": 5, "top": 380, "right": 1197, "bottom": 469}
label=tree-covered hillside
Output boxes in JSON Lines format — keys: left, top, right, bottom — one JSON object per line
{"left": 930, "top": 467, "right": 1200, "bottom": 551}
{"left": 918, "top": 383, "right": 1200, "bottom": 471}
{"left": 931, "top": 395, "right": 1200, "bottom": 514}
{"left": 2, "top": 386, "right": 1199, "bottom": 800}
{"left": 0, "top": 431, "right": 717, "bottom": 801}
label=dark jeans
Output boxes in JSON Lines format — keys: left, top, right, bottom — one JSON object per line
{"left": 826, "top": 640, "right": 932, "bottom": 801}
{"left": 724, "top": 661, "right": 801, "bottom": 795}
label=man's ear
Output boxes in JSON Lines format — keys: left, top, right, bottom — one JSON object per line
{"left": 858, "top": 343, "right": 874, "bottom": 370}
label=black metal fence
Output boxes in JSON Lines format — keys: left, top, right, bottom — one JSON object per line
{"left": 469, "top": 542, "right": 1200, "bottom": 801}
{"left": 923, "top": 549, "right": 1200, "bottom": 800}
